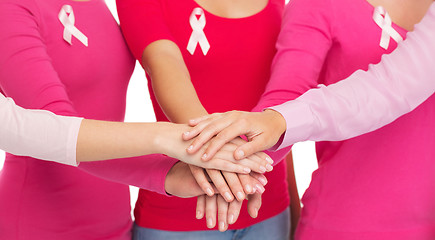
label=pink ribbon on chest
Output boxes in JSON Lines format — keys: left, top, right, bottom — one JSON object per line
{"left": 372, "top": 6, "right": 403, "bottom": 50}
{"left": 187, "top": 8, "right": 210, "bottom": 55}
{"left": 58, "top": 5, "right": 88, "bottom": 47}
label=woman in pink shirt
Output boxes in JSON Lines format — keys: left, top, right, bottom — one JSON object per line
{"left": 186, "top": 0, "right": 435, "bottom": 239}
{"left": 0, "top": 0, "right": 269, "bottom": 239}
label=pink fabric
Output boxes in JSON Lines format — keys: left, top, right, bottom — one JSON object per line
{"left": 270, "top": 3, "right": 435, "bottom": 149}
{"left": 0, "top": 0, "right": 177, "bottom": 239}
{"left": 0, "top": 93, "right": 82, "bottom": 166}
{"left": 118, "top": 0, "right": 290, "bottom": 231}
{"left": 256, "top": 0, "right": 435, "bottom": 239}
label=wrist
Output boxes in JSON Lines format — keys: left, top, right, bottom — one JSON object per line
{"left": 264, "top": 109, "right": 286, "bottom": 137}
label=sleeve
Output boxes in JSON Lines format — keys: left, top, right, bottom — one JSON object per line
{"left": 0, "top": 0, "right": 176, "bottom": 195}
{"left": 269, "top": 2, "right": 435, "bottom": 149}
{"left": 0, "top": 94, "right": 83, "bottom": 166}
{"left": 117, "top": 0, "right": 175, "bottom": 61}
{"left": 254, "top": 0, "right": 334, "bottom": 112}
{"left": 250, "top": 0, "right": 333, "bottom": 152}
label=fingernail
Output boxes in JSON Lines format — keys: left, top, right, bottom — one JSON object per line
{"left": 229, "top": 214, "right": 235, "bottom": 224}
{"left": 253, "top": 208, "right": 259, "bottom": 218}
{"left": 219, "top": 221, "right": 225, "bottom": 232}
{"left": 207, "top": 218, "right": 213, "bottom": 228}
{"left": 266, "top": 157, "right": 274, "bottom": 164}
{"left": 187, "top": 145, "right": 193, "bottom": 151}
{"left": 184, "top": 131, "right": 190, "bottom": 136}
{"left": 256, "top": 184, "right": 265, "bottom": 193}
{"left": 206, "top": 188, "right": 214, "bottom": 196}
{"left": 202, "top": 153, "right": 207, "bottom": 160}
{"left": 259, "top": 166, "right": 266, "bottom": 173}
{"left": 258, "top": 176, "right": 267, "bottom": 186}
{"left": 196, "top": 210, "right": 202, "bottom": 219}
{"left": 245, "top": 184, "right": 252, "bottom": 193}
{"left": 266, "top": 164, "right": 273, "bottom": 171}
{"left": 243, "top": 167, "right": 251, "bottom": 173}
{"left": 236, "top": 191, "right": 244, "bottom": 200}
{"left": 224, "top": 192, "right": 233, "bottom": 201}
{"left": 236, "top": 150, "right": 245, "bottom": 159}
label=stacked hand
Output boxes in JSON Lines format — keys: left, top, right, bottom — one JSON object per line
{"left": 183, "top": 110, "right": 287, "bottom": 160}
{"left": 163, "top": 112, "right": 286, "bottom": 231}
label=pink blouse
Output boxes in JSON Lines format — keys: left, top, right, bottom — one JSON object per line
{"left": 0, "top": 0, "right": 177, "bottom": 239}
{"left": 270, "top": 3, "right": 435, "bottom": 150}
{"left": 256, "top": 0, "right": 435, "bottom": 239}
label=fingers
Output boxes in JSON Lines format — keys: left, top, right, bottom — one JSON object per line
{"left": 185, "top": 120, "right": 233, "bottom": 156}
{"left": 183, "top": 117, "right": 215, "bottom": 141}
{"left": 234, "top": 138, "right": 270, "bottom": 160}
{"left": 184, "top": 111, "right": 242, "bottom": 156}
{"left": 204, "top": 157, "right": 251, "bottom": 174}
{"left": 217, "top": 195, "right": 229, "bottom": 232}
{"left": 207, "top": 169, "right": 234, "bottom": 202}
{"left": 196, "top": 195, "right": 206, "bottom": 219}
{"left": 227, "top": 199, "right": 243, "bottom": 225}
{"left": 235, "top": 153, "right": 273, "bottom": 174}
{"left": 222, "top": 171, "right": 245, "bottom": 201}
{"left": 207, "top": 147, "right": 273, "bottom": 173}
{"left": 205, "top": 195, "right": 217, "bottom": 229}
{"left": 188, "top": 114, "right": 216, "bottom": 127}
{"left": 200, "top": 123, "right": 249, "bottom": 161}
{"left": 249, "top": 171, "right": 268, "bottom": 186}
{"left": 189, "top": 165, "right": 215, "bottom": 196}
{"left": 239, "top": 173, "right": 266, "bottom": 195}
{"left": 247, "top": 192, "right": 262, "bottom": 219}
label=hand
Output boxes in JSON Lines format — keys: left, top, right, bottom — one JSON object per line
{"left": 189, "top": 165, "right": 267, "bottom": 201}
{"left": 164, "top": 162, "right": 206, "bottom": 198}
{"left": 182, "top": 110, "right": 286, "bottom": 160}
{"left": 195, "top": 191, "right": 263, "bottom": 231}
{"left": 160, "top": 122, "right": 273, "bottom": 174}
{"left": 196, "top": 194, "right": 243, "bottom": 231}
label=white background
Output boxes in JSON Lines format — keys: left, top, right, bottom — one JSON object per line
{"left": 0, "top": 0, "right": 318, "bottom": 215}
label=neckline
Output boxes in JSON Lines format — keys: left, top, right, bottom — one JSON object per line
{"left": 191, "top": 0, "right": 271, "bottom": 20}
{"left": 361, "top": 0, "right": 408, "bottom": 34}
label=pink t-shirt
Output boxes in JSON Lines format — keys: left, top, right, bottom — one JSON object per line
{"left": 256, "top": 0, "right": 435, "bottom": 239}
{"left": 0, "top": 0, "right": 177, "bottom": 239}
{"left": 118, "top": 0, "right": 290, "bottom": 231}
{"left": 270, "top": 3, "right": 435, "bottom": 150}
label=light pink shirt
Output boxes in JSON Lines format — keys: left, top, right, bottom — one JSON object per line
{"left": 271, "top": 3, "right": 435, "bottom": 150}
{"left": 0, "top": 94, "right": 82, "bottom": 166}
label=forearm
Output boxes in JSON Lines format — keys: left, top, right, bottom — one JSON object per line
{"left": 76, "top": 120, "right": 184, "bottom": 162}
{"left": 143, "top": 40, "right": 207, "bottom": 123}
{"left": 271, "top": 3, "right": 435, "bottom": 149}
{"left": 0, "top": 95, "right": 82, "bottom": 165}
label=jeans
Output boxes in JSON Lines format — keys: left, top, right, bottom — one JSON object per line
{"left": 133, "top": 207, "right": 290, "bottom": 240}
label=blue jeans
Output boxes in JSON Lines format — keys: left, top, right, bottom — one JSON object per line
{"left": 133, "top": 207, "right": 290, "bottom": 240}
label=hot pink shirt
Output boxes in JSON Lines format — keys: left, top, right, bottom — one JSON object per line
{"left": 118, "top": 0, "right": 290, "bottom": 231}
{"left": 256, "top": 0, "right": 435, "bottom": 239}
{"left": 0, "top": 0, "right": 177, "bottom": 239}
{"left": 270, "top": 3, "right": 435, "bottom": 150}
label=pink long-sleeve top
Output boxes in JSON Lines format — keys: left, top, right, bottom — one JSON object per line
{"left": 0, "top": 0, "right": 178, "bottom": 239}
{"left": 118, "top": 0, "right": 290, "bottom": 231}
{"left": 256, "top": 0, "right": 435, "bottom": 239}
{"left": 270, "top": 3, "right": 435, "bottom": 149}
{"left": 0, "top": 94, "right": 82, "bottom": 166}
